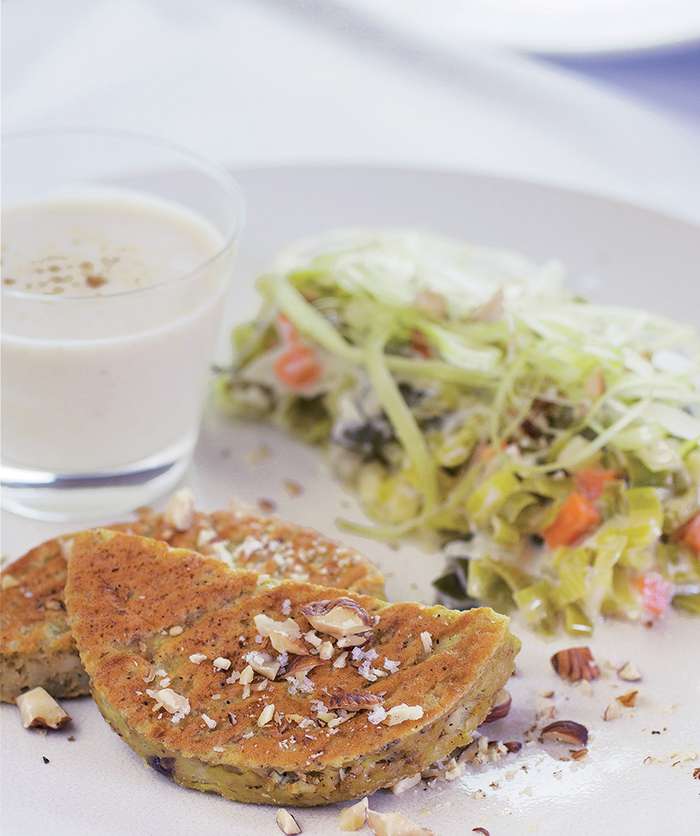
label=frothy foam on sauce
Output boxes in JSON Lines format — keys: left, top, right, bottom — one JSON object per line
{"left": 2, "top": 190, "right": 224, "bottom": 297}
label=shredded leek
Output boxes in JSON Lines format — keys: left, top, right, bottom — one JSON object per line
{"left": 220, "top": 228, "right": 700, "bottom": 632}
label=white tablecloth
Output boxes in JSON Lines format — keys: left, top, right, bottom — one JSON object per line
{"left": 4, "top": 0, "right": 700, "bottom": 222}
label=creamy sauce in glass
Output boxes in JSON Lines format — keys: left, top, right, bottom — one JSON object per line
{"left": 1, "top": 190, "right": 232, "bottom": 473}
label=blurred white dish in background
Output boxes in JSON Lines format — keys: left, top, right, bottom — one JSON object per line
{"left": 336, "top": 0, "right": 700, "bottom": 55}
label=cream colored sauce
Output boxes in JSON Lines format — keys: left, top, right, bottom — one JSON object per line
{"left": 2, "top": 190, "right": 232, "bottom": 472}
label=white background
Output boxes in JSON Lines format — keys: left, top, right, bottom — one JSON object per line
{"left": 3, "top": 0, "right": 700, "bottom": 222}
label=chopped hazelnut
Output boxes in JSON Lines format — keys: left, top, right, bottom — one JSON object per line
{"left": 333, "top": 651, "right": 349, "bottom": 669}
{"left": 148, "top": 688, "right": 190, "bottom": 718}
{"left": 617, "top": 661, "right": 642, "bottom": 682}
{"left": 366, "top": 809, "right": 434, "bottom": 836}
{"left": 391, "top": 773, "right": 422, "bottom": 794}
{"left": 189, "top": 653, "right": 207, "bottom": 664}
{"left": 213, "top": 656, "right": 232, "bottom": 671}
{"left": 384, "top": 704, "right": 424, "bottom": 726}
{"left": 336, "top": 635, "right": 368, "bottom": 648}
{"left": 163, "top": 488, "right": 195, "bottom": 531}
{"left": 245, "top": 651, "right": 280, "bottom": 680}
{"left": 304, "top": 630, "right": 322, "bottom": 648}
{"left": 482, "top": 689, "right": 511, "bottom": 724}
{"left": 616, "top": 689, "right": 639, "bottom": 708}
{"left": 16, "top": 688, "right": 71, "bottom": 730}
{"left": 275, "top": 808, "right": 302, "bottom": 834}
{"left": 319, "top": 640, "right": 334, "bottom": 660}
{"left": 328, "top": 690, "right": 383, "bottom": 711}
{"left": 239, "top": 665, "right": 255, "bottom": 685}
{"left": 255, "top": 613, "right": 309, "bottom": 655}
{"left": 258, "top": 703, "right": 275, "bottom": 727}
{"left": 1, "top": 574, "right": 19, "bottom": 590}
{"left": 301, "top": 598, "right": 375, "bottom": 639}
{"left": 168, "top": 625, "right": 184, "bottom": 636}
{"left": 603, "top": 700, "right": 623, "bottom": 721}
{"left": 338, "top": 797, "right": 368, "bottom": 831}
{"left": 540, "top": 720, "right": 589, "bottom": 745}
{"left": 419, "top": 631, "right": 433, "bottom": 654}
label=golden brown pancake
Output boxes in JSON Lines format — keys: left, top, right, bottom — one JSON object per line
{"left": 0, "top": 504, "right": 384, "bottom": 702}
{"left": 65, "top": 529, "right": 519, "bottom": 806}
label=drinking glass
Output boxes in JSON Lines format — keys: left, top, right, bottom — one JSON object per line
{"left": 1, "top": 130, "right": 245, "bottom": 520}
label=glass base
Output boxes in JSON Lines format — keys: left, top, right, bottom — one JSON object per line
{"left": 1, "top": 440, "right": 194, "bottom": 522}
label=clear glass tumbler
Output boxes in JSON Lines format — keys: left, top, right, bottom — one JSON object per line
{"left": 1, "top": 130, "right": 245, "bottom": 521}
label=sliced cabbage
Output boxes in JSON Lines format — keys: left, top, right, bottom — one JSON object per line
{"left": 221, "top": 228, "right": 700, "bottom": 632}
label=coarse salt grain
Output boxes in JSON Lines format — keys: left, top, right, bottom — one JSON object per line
{"left": 420, "top": 631, "right": 433, "bottom": 654}
{"left": 383, "top": 658, "right": 400, "bottom": 674}
{"left": 213, "top": 657, "right": 232, "bottom": 671}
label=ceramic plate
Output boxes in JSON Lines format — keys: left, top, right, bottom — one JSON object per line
{"left": 1, "top": 167, "right": 699, "bottom": 836}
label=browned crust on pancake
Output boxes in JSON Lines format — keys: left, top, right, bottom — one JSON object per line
{"left": 65, "top": 530, "right": 519, "bottom": 805}
{"left": 0, "top": 506, "right": 384, "bottom": 701}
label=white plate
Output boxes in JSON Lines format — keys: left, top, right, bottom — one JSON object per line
{"left": 335, "top": 0, "right": 700, "bottom": 56}
{"left": 2, "top": 167, "right": 699, "bottom": 836}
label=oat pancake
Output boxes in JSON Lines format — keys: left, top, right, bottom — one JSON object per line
{"left": 65, "top": 529, "right": 519, "bottom": 806}
{"left": 0, "top": 503, "right": 384, "bottom": 702}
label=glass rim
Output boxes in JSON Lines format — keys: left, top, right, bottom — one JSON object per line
{"left": 1, "top": 127, "right": 246, "bottom": 303}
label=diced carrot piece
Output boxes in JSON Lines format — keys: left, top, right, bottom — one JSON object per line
{"left": 574, "top": 467, "right": 618, "bottom": 501}
{"left": 543, "top": 492, "right": 600, "bottom": 549}
{"left": 678, "top": 511, "right": 700, "bottom": 553}
{"left": 274, "top": 344, "right": 322, "bottom": 390}
{"left": 635, "top": 572, "right": 673, "bottom": 619}
{"left": 410, "top": 329, "right": 432, "bottom": 358}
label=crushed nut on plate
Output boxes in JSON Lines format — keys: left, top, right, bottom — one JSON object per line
{"left": 540, "top": 720, "right": 589, "bottom": 746}
{"left": 338, "top": 797, "right": 368, "bottom": 831}
{"left": 16, "top": 688, "right": 71, "bottom": 730}
{"left": 366, "top": 809, "right": 434, "bottom": 836}
{"left": 482, "top": 689, "right": 511, "bottom": 724}
{"left": 550, "top": 647, "right": 600, "bottom": 682}
{"left": 391, "top": 773, "right": 422, "bottom": 795}
{"left": 616, "top": 689, "right": 639, "bottom": 708}
{"left": 617, "top": 661, "right": 642, "bottom": 682}
{"left": 275, "top": 808, "right": 302, "bottom": 834}
{"left": 283, "top": 479, "right": 304, "bottom": 497}
{"left": 603, "top": 700, "right": 624, "bottom": 721}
